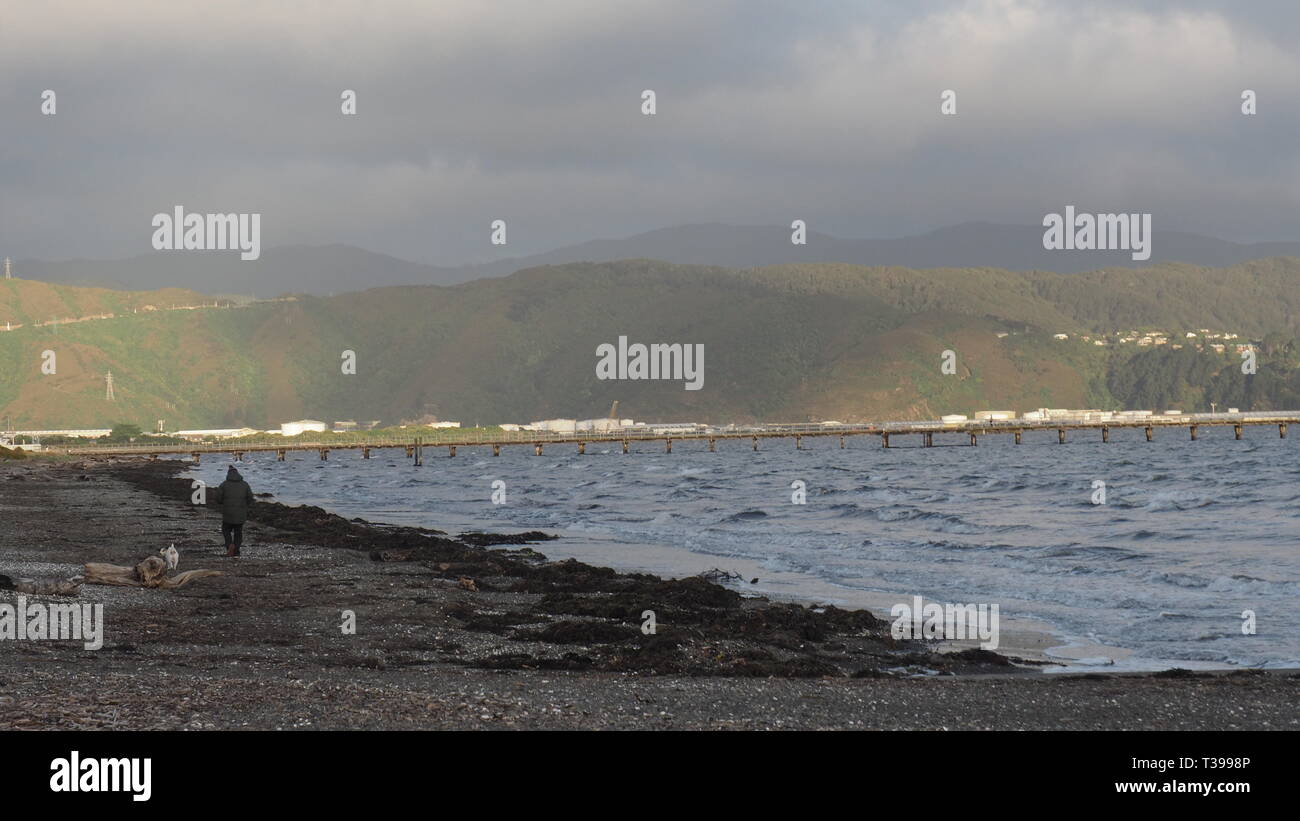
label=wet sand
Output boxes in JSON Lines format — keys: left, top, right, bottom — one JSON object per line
{"left": 0, "top": 458, "right": 1295, "bottom": 730}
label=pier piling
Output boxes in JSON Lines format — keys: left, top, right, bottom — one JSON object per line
{"left": 1058, "top": 429, "right": 1065, "bottom": 445}
{"left": 1235, "top": 425, "right": 1242, "bottom": 440}
{"left": 1190, "top": 425, "right": 1198, "bottom": 441}
{"left": 1145, "top": 427, "right": 1153, "bottom": 442}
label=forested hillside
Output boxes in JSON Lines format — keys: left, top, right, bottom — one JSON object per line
{"left": 2, "top": 258, "right": 1298, "bottom": 429}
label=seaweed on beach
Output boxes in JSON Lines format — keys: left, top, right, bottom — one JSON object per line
{"left": 513, "top": 620, "right": 641, "bottom": 644}
{"left": 468, "top": 652, "right": 596, "bottom": 671}
{"left": 458, "top": 531, "right": 557, "bottom": 546}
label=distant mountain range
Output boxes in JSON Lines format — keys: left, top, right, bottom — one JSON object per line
{"left": 13, "top": 222, "right": 1300, "bottom": 297}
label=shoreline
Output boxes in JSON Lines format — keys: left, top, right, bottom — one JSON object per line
{"left": 179, "top": 459, "right": 1227, "bottom": 674}
{"left": 180, "top": 457, "right": 1080, "bottom": 665}
{"left": 502, "top": 529, "right": 1126, "bottom": 668}
{"left": 176, "top": 457, "right": 1105, "bottom": 668}
{"left": 1, "top": 456, "right": 1296, "bottom": 730}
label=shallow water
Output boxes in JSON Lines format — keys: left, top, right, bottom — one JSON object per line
{"left": 186, "top": 426, "right": 1300, "bottom": 669}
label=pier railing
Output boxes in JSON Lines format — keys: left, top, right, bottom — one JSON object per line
{"left": 45, "top": 411, "right": 1300, "bottom": 458}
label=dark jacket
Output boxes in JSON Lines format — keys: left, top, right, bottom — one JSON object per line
{"left": 214, "top": 467, "right": 254, "bottom": 525}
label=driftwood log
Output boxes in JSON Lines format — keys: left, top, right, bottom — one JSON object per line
{"left": 83, "top": 555, "right": 223, "bottom": 589}
{"left": 0, "top": 575, "right": 83, "bottom": 596}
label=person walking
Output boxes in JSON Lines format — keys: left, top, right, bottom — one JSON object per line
{"left": 213, "top": 465, "right": 254, "bottom": 557}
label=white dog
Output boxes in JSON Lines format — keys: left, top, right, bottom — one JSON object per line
{"left": 160, "top": 544, "right": 180, "bottom": 571}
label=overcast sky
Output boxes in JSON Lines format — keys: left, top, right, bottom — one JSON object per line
{"left": 2, "top": 0, "right": 1299, "bottom": 265}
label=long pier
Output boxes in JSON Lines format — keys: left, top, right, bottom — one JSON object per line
{"left": 49, "top": 412, "right": 1300, "bottom": 462}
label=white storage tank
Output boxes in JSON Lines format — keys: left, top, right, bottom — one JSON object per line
{"left": 280, "top": 419, "right": 328, "bottom": 436}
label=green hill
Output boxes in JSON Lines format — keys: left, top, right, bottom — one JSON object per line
{"left": 3, "top": 258, "right": 1299, "bottom": 430}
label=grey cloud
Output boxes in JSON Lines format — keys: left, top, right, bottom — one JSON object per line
{"left": 1, "top": 0, "right": 1298, "bottom": 270}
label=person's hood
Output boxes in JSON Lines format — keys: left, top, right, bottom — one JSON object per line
{"left": 226, "top": 466, "right": 243, "bottom": 482}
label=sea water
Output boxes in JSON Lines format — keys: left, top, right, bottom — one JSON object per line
{"left": 185, "top": 427, "right": 1300, "bottom": 670}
